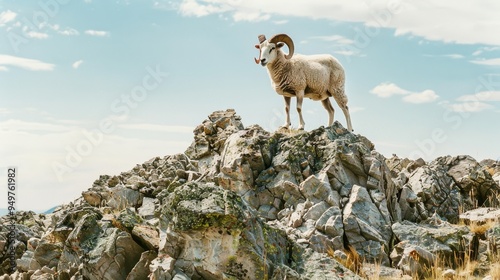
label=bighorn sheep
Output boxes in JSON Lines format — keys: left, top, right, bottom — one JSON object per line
{"left": 254, "top": 33, "right": 353, "bottom": 132}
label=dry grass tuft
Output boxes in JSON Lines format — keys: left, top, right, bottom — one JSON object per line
{"left": 470, "top": 220, "right": 496, "bottom": 236}
{"left": 328, "top": 245, "right": 364, "bottom": 277}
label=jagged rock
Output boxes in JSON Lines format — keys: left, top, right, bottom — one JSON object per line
{"left": 137, "top": 197, "right": 156, "bottom": 220}
{"left": 402, "top": 156, "right": 500, "bottom": 224}
{"left": 149, "top": 254, "right": 175, "bottom": 280}
{"left": 82, "top": 228, "right": 144, "bottom": 279}
{"left": 486, "top": 224, "right": 500, "bottom": 258}
{"left": 443, "top": 156, "right": 499, "bottom": 205}
{"left": 300, "top": 249, "right": 363, "bottom": 279}
{"left": 392, "top": 214, "right": 471, "bottom": 276}
{"left": 405, "top": 164, "right": 464, "bottom": 223}
{"left": 159, "top": 182, "right": 294, "bottom": 279}
{"left": 343, "top": 185, "right": 392, "bottom": 264}
{"left": 126, "top": 250, "right": 157, "bottom": 280}
{"left": 3, "top": 109, "right": 499, "bottom": 279}
{"left": 81, "top": 191, "right": 102, "bottom": 207}
{"left": 393, "top": 244, "right": 437, "bottom": 278}
{"left": 107, "top": 186, "right": 143, "bottom": 210}
{"left": 460, "top": 208, "right": 500, "bottom": 224}
{"left": 132, "top": 224, "right": 159, "bottom": 250}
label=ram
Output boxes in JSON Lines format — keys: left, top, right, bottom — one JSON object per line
{"left": 254, "top": 33, "right": 353, "bottom": 132}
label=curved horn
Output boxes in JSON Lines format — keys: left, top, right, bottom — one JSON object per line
{"left": 258, "top": 34, "right": 266, "bottom": 44}
{"left": 254, "top": 34, "right": 267, "bottom": 64}
{"left": 269, "top": 33, "right": 294, "bottom": 59}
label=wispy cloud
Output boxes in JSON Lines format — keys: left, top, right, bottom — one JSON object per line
{"left": 441, "top": 101, "right": 493, "bottom": 113}
{"left": 0, "top": 54, "right": 55, "bottom": 71}
{"left": 371, "top": 82, "right": 438, "bottom": 104}
{"left": 84, "top": 30, "right": 110, "bottom": 37}
{"left": 458, "top": 91, "right": 500, "bottom": 102}
{"left": 0, "top": 119, "right": 73, "bottom": 133}
{"left": 178, "top": 0, "right": 231, "bottom": 17}
{"left": 72, "top": 60, "right": 84, "bottom": 69}
{"left": 59, "top": 28, "right": 79, "bottom": 36}
{"left": 440, "top": 90, "right": 500, "bottom": 113}
{"left": 309, "top": 34, "right": 362, "bottom": 57}
{"left": 0, "top": 10, "right": 17, "bottom": 26}
{"left": 470, "top": 58, "right": 500, "bottom": 66}
{"left": 25, "top": 31, "right": 49, "bottom": 39}
{"left": 424, "top": 54, "right": 464, "bottom": 59}
{"left": 472, "top": 46, "right": 500, "bottom": 56}
{"left": 311, "top": 35, "right": 355, "bottom": 45}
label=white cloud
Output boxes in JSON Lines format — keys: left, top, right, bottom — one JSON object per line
{"left": 441, "top": 54, "right": 464, "bottom": 59}
{"left": 233, "top": 11, "right": 270, "bottom": 22}
{"left": 441, "top": 101, "right": 494, "bottom": 113}
{"left": 334, "top": 50, "right": 356, "bottom": 56}
{"left": 402, "top": 90, "right": 439, "bottom": 104}
{"left": 310, "top": 35, "right": 355, "bottom": 45}
{"left": 0, "top": 119, "right": 73, "bottom": 133}
{"left": 170, "top": 0, "right": 500, "bottom": 46}
{"left": 0, "top": 10, "right": 17, "bottom": 26}
{"left": 470, "top": 58, "right": 500, "bottom": 66}
{"left": 457, "top": 91, "right": 500, "bottom": 102}
{"left": 0, "top": 54, "right": 55, "bottom": 71}
{"left": 371, "top": 82, "right": 438, "bottom": 104}
{"left": 59, "top": 28, "right": 79, "bottom": 36}
{"left": 26, "top": 31, "right": 49, "bottom": 39}
{"left": 370, "top": 82, "right": 410, "bottom": 98}
{"left": 178, "top": 0, "right": 230, "bottom": 17}
{"left": 0, "top": 66, "right": 8, "bottom": 71}
{"left": 72, "top": 60, "right": 84, "bottom": 69}
{"left": 472, "top": 46, "right": 500, "bottom": 56}
{"left": 84, "top": 30, "right": 110, "bottom": 37}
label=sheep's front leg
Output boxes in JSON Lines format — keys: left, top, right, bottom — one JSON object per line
{"left": 296, "top": 92, "right": 305, "bottom": 130}
{"left": 281, "top": 96, "right": 291, "bottom": 129}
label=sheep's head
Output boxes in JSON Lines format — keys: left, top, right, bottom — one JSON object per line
{"left": 254, "top": 33, "right": 294, "bottom": 66}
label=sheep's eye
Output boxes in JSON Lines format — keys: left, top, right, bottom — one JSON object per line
{"left": 269, "top": 47, "right": 275, "bottom": 53}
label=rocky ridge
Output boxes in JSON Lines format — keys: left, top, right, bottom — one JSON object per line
{"left": 1, "top": 109, "right": 499, "bottom": 279}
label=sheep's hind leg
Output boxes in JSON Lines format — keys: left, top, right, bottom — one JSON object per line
{"left": 280, "top": 96, "right": 292, "bottom": 129}
{"left": 332, "top": 89, "right": 353, "bottom": 132}
{"left": 342, "top": 105, "right": 353, "bottom": 132}
{"left": 321, "top": 98, "right": 335, "bottom": 127}
{"left": 296, "top": 93, "right": 305, "bottom": 130}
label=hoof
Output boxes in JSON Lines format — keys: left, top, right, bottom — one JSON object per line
{"left": 279, "top": 125, "right": 290, "bottom": 130}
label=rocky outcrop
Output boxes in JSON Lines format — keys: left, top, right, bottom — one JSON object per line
{"left": 0, "top": 109, "right": 499, "bottom": 279}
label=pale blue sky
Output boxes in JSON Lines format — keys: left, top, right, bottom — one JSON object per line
{"left": 1, "top": 0, "right": 499, "bottom": 211}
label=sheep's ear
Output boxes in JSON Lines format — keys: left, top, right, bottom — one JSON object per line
{"left": 277, "top": 42, "right": 285, "bottom": 48}
{"left": 254, "top": 44, "right": 261, "bottom": 49}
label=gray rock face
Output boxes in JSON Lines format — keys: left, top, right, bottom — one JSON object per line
{"left": 391, "top": 214, "right": 471, "bottom": 277}
{"left": 1, "top": 109, "right": 499, "bottom": 279}
{"left": 396, "top": 155, "right": 500, "bottom": 224}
